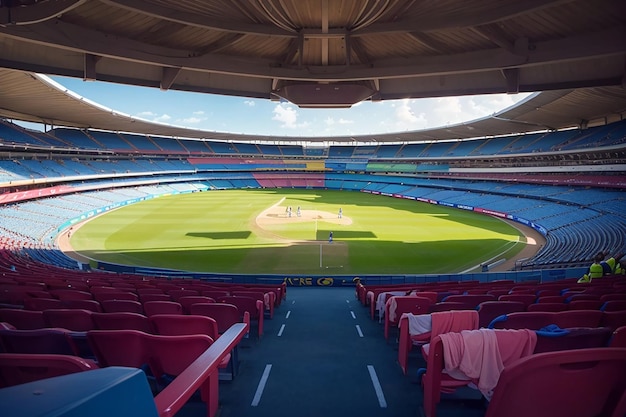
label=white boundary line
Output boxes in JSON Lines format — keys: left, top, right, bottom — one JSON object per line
{"left": 277, "top": 324, "right": 286, "bottom": 337}
{"left": 367, "top": 365, "right": 388, "bottom": 408}
{"left": 356, "top": 324, "right": 364, "bottom": 337}
{"left": 460, "top": 240, "right": 517, "bottom": 274}
{"left": 251, "top": 364, "right": 273, "bottom": 406}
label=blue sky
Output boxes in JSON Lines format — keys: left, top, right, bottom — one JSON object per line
{"left": 45, "top": 75, "right": 532, "bottom": 138}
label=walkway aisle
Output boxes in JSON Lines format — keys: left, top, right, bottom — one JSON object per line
{"left": 218, "top": 287, "right": 423, "bottom": 417}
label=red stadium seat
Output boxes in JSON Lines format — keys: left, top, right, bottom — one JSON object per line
{"left": 150, "top": 314, "right": 219, "bottom": 340}
{"left": 218, "top": 296, "right": 264, "bottom": 339}
{"left": 142, "top": 301, "right": 183, "bottom": 317}
{"left": 43, "top": 309, "right": 95, "bottom": 331}
{"left": 526, "top": 302, "right": 568, "bottom": 312}
{"left": 0, "top": 308, "right": 45, "bottom": 329}
{"left": 0, "top": 328, "right": 79, "bottom": 355}
{"left": 62, "top": 299, "right": 103, "bottom": 313}
{"left": 92, "top": 312, "right": 154, "bottom": 333}
{"left": 101, "top": 299, "right": 144, "bottom": 314}
{"left": 609, "top": 326, "right": 626, "bottom": 347}
{"left": 190, "top": 303, "right": 249, "bottom": 335}
{"left": 498, "top": 293, "right": 536, "bottom": 307}
{"left": 384, "top": 296, "right": 432, "bottom": 341}
{"left": 0, "top": 353, "right": 98, "bottom": 388}
{"left": 477, "top": 301, "right": 526, "bottom": 328}
{"left": 178, "top": 296, "right": 215, "bottom": 314}
{"left": 484, "top": 348, "right": 626, "bottom": 417}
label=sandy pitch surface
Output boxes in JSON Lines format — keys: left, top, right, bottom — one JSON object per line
{"left": 255, "top": 203, "right": 352, "bottom": 228}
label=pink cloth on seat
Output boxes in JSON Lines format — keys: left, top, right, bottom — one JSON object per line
{"left": 410, "top": 310, "right": 479, "bottom": 343}
{"left": 431, "top": 310, "right": 479, "bottom": 339}
{"left": 439, "top": 328, "right": 537, "bottom": 399}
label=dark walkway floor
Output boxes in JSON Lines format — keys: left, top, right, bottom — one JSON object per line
{"left": 212, "top": 287, "right": 485, "bottom": 417}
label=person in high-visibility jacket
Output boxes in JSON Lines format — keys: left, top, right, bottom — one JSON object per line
{"left": 578, "top": 253, "right": 606, "bottom": 283}
{"left": 579, "top": 251, "right": 624, "bottom": 283}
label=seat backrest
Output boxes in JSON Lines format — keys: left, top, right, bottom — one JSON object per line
{"left": 139, "top": 293, "right": 172, "bottom": 303}
{"left": 0, "top": 353, "right": 97, "bottom": 388}
{"left": 489, "top": 311, "right": 556, "bottom": 330}
{"left": 49, "top": 290, "right": 93, "bottom": 301}
{"left": 0, "top": 328, "right": 77, "bottom": 355}
{"left": 23, "top": 297, "right": 64, "bottom": 311}
{"left": 498, "top": 294, "right": 537, "bottom": 307}
{"left": 409, "top": 291, "right": 438, "bottom": 304}
{"left": 43, "top": 309, "right": 95, "bottom": 331}
{"left": 553, "top": 310, "right": 603, "bottom": 328}
{"left": 94, "top": 292, "right": 139, "bottom": 303}
{"left": 231, "top": 290, "right": 265, "bottom": 302}
{"left": 150, "top": 314, "right": 218, "bottom": 340}
{"left": 200, "top": 290, "right": 230, "bottom": 300}
{"left": 62, "top": 299, "right": 103, "bottom": 313}
{"left": 609, "top": 326, "right": 626, "bottom": 347}
{"left": 101, "top": 299, "right": 144, "bottom": 314}
{"left": 92, "top": 312, "right": 154, "bottom": 333}
{"left": 526, "top": 303, "right": 568, "bottom": 312}
{"left": 442, "top": 294, "right": 496, "bottom": 309}
{"left": 428, "top": 302, "right": 468, "bottom": 313}
{"left": 602, "top": 300, "right": 626, "bottom": 312}
{"left": 178, "top": 296, "right": 215, "bottom": 314}
{"left": 386, "top": 296, "right": 433, "bottom": 323}
{"left": 600, "top": 294, "right": 626, "bottom": 303}
{"left": 533, "top": 327, "right": 613, "bottom": 353}
{"left": 143, "top": 301, "right": 183, "bottom": 317}
{"left": 601, "top": 310, "right": 626, "bottom": 331}
{"left": 189, "top": 303, "right": 240, "bottom": 334}
{"left": 219, "top": 296, "right": 261, "bottom": 319}
{"left": 136, "top": 288, "right": 164, "bottom": 296}
{"left": 485, "top": 348, "right": 626, "bottom": 417}
{"left": 568, "top": 300, "right": 604, "bottom": 311}
{"left": 477, "top": 301, "right": 526, "bottom": 328}
{"left": 167, "top": 289, "right": 200, "bottom": 301}
{"left": 144, "top": 333, "right": 213, "bottom": 380}
{"left": 0, "top": 308, "right": 45, "bottom": 329}
{"left": 566, "top": 293, "right": 601, "bottom": 302}
{"left": 87, "top": 329, "right": 149, "bottom": 368}
{"left": 536, "top": 295, "right": 566, "bottom": 304}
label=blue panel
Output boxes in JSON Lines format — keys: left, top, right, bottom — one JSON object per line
{"left": 0, "top": 367, "right": 158, "bottom": 417}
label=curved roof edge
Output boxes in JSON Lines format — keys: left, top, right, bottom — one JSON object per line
{"left": 1, "top": 69, "right": 625, "bottom": 144}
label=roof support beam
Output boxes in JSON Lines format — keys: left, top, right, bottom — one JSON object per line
{"left": 321, "top": 0, "right": 329, "bottom": 66}
{"left": 502, "top": 68, "right": 520, "bottom": 93}
{"left": 2, "top": 20, "right": 624, "bottom": 83}
{"left": 354, "top": 0, "right": 576, "bottom": 35}
{"left": 0, "top": 0, "right": 87, "bottom": 26}
{"left": 83, "top": 53, "right": 100, "bottom": 81}
{"left": 100, "top": 0, "right": 294, "bottom": 37}
{"left": 160, "top": 66, "right": 181, "bottom": 90}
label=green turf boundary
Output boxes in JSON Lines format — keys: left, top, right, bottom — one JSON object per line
{"left": 69, "top": 189, "right": 526, "bottom": 275}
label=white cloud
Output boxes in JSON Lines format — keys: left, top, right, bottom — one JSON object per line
{"left": 153, "top": 114, "right": 172, "bottom": 123}
{"left": 192, "top": 110, "right": 205, "bottom": 115}
{"left": 393, "top": 99, "right": 428, "bottom": 130}
{"left": 178, "top": 116, "right": 205, "bottom": 124}
{"left": 325, "top": 117, "right": 353, "bottom": 126}
{"left": 272, "top": 103, "right": 309, "bottom": 129}
{"left": 244, "top": 100, "right": 256, "bottom": 107}
{"left": 135, "top": 111, "right": 172, "bottom": 123}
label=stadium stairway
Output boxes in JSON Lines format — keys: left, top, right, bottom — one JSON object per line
{"left": 213, "top": 287, "right": 486, "bottom": 417}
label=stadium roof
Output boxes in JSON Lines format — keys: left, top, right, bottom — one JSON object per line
{"left": 0, "top": 0, "right": 625, "bottom": 142}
